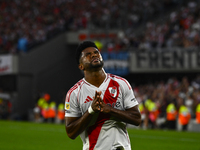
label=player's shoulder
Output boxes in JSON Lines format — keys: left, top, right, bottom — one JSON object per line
{"left": 107, "top": 73, "right": 132, "bottom": 89}
{"left": 66, "top": 79, "right": 84, "bottom": 102}
{"left": 108, "top": 73, "right": 128, "bottom": 83}
{"left": 67, "top": 79, "right": 84, "bottom": 94}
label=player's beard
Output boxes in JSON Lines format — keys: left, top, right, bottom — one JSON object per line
{"left": 88, "top": 60, "right": 104, "bottom": 70}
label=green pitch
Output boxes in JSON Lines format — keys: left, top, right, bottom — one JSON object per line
{"left": 0, "top": 120, "right": 199, "bottom": 150}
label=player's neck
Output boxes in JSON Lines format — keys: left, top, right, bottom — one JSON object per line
{"left": 84, "top": 69, "right": 106, "bottom": 87}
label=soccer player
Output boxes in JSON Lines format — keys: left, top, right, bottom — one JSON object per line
{"left": 64, "top": 41, "right": 141, "bottom": 150}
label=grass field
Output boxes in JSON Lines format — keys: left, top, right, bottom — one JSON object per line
{"left": 0, "top": 120, "right": 199, "bottom": 150}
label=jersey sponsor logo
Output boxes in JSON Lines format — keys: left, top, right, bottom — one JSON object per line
{"left": 108, "top": 86, "right": 117, "bottom": 98}
{"left": 84, "top": 96, "right": 93, "bottom": 103}
{"left": 65, "top": 102, "right": 70, "bottom": 110}
{"left": 107, "top": 102, "right": 121, "bottom": 108}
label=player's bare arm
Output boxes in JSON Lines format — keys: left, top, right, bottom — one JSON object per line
{"left": 99, "top": 97, "right": 141, "bottom": 126}
{"left": 65, "top": 91, "right": 102, "bottom": 139}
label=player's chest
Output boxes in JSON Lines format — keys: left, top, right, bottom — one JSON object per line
{"left": 79, "top": 80, "right": 124, "bottom": 113}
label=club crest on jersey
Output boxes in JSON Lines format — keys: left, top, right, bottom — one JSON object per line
{"left": 65, "top": 102, "right": 70, "bottom": 110}
{"left": 109, "top": 86, "right": 117, "bottom": 98}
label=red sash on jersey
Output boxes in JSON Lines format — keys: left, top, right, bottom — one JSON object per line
{"left": 87, "top": 79, "right": 119, "bottom": 150}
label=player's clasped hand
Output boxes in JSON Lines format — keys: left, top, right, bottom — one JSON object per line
{"left": 92, "top": 91, "right": 111, "bottom": 114}
{"left": 92, "top": 91, "right": 102, "bottom": 112}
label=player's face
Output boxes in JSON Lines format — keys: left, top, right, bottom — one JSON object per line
{"left": 79, "top": 47, "right": 104, "bottom": 71}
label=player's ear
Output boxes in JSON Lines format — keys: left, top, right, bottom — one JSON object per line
{"left": 78, "top": 63, "right": 84, "bottom": 70}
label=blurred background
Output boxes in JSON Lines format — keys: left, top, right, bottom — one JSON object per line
{"left": 0, "top": 0, "right": 200, "bottom": 132}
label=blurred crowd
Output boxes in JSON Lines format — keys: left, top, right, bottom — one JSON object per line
{"left": 1, "top": 0, "right": 199, "bottom": 54}
{"left": 99, "top": 0, "right": 200, "bottom": 52}
{"left": 0, "top": 88, "right": 12, "bottom": 120}
{"left": 32, "top": 93, "right": 65, "bottom": 124}
{"left": 134, "top": 75, "right": 200, "bottom": 131}
{"left": 128, "top": 0, "right": 200, "bottom": 51}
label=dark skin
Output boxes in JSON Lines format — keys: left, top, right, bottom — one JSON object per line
{"left": 65, "top": 47, "right": 141, "bottom": 139}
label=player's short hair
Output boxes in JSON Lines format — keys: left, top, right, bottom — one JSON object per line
{"left": 75, "top": 41, "right": 98, "bottom": 64}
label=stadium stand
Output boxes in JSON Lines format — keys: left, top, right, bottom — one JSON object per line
{"left": 1, "top": 0, "right": 197, "bottom": 54}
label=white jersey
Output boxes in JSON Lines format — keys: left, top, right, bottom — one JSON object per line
{"left": 65, "top": 73, "right": 138, "bottom": 150}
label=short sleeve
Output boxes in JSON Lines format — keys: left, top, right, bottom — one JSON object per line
{"left": 121, "top": 79, "right": 138, "bottom": 109}
{"left": 65, "top": 90, "right": 82, "bottom": 117}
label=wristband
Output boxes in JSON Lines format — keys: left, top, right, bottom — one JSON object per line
{"left": 88, "top": 105, "right": 95, "bottom": 114}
